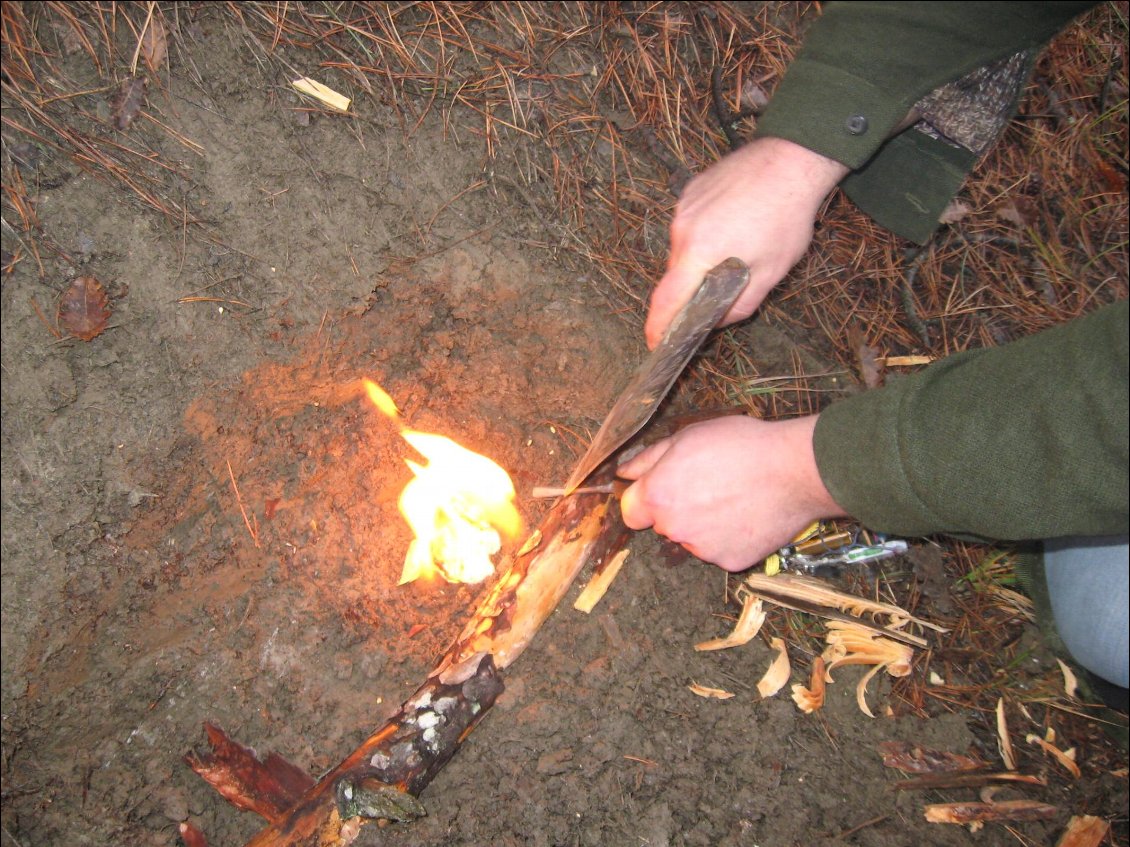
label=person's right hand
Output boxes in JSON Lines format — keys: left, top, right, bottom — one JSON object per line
{"left": 645, "top": 137, "right": 849, "bottom": 349}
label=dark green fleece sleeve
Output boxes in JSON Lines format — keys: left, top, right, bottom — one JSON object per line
{"left": 756, "top": 1, "right": 1094, "bottom": 243}
{"left": 813, "top": 301, "right": 1129, "bottom": 540}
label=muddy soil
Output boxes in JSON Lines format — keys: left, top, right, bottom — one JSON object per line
{"left": 2, "top": 6, "right": 1125, "bottom": 847}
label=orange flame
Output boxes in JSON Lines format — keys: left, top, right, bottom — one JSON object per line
{"left": 363, "top": 379, "right": 521, "bottom": 585}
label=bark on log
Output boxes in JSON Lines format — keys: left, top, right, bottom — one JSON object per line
{"left": 191, "top": 483, "right": 628, "bottom": 846}
{"left": 186, "top": 723, "right": 315, "bottom": 824}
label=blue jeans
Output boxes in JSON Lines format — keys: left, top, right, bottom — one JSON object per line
{"left": 1044, "top": 535, "right": 1129, "bottom": 688}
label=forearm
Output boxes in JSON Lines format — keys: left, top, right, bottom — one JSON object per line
{"left": 814, "top": 301, "right": 1130, "bottom": 540}
{"left": 757, "top": 1, "right": 1095, "bottom": 170}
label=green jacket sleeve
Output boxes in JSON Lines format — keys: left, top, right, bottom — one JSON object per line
{"left": 813, "top": 301, "right": 1129, "bottom": 540}
{"left": 756, "top": 1, "right": 1095, "bottom": 243}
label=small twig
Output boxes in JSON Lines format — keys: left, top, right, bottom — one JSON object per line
{"left": 30, "top": 297, "right": 62, "bottom": 339}
{"left": 902, "top": 248, "right": 933, "bottom": 348}
{"left": 226, "top": 460, "right": 260, "bottom": 548}
{"left": 825, "top": 814, "right": 890, "bottom": 840}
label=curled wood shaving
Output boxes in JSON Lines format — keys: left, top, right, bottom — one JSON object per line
{"left": 822, "top": 621, "right": 912, "bottom": 718}
{"left": 743, "top": 573, "right": 945, "bottom": 642}
{"left": 996, "top": 698, "right": 1016, "bottom": 771}
{"left": 695, "top": 595, "right": 765, "bottom": 651}
{"left": 688, "top": 682, "right": 735, "bottom": 700}
{"left": 1027, "top": 733, "right": 1081, "bottom": 779}
{"left": 757, "top": 637, "right": 791, "bottom": 699}
{"left": 790, "top": 656, "right": 826, "bottom": 713}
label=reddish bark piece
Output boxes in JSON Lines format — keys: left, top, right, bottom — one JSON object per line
{"left": 179, "top": 821, "right": 209, "bottom": 847}
{"left": 56, "top": 275, "right": 111, "bottom": 341}
{"left": 111, "top": 76, "right": 147, "bottom": 130}
{"left": 185, "top": 723, "right": 315, "bottom": 824}
{"left": 1056, "top": 815, "right": 1111, "bottom": 847}
{"left": 879, "top": 740, "right": 986, "bottom": 774}
{"left": 924, "top": 799, "right": 1058, "bottom": 825}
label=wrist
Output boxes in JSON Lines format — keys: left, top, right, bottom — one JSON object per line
{"left": 787, "top": 414, "right": 847, "bottom": 521}
{"left": 749, "top": 136, "right": 849, "bottom": 203}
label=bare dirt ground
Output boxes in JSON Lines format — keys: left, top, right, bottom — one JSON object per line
{"left": 2, "top": 3, "right": 1127, "bottom": 846}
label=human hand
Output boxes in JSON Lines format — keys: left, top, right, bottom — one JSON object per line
{"left": 645, "top": 137, "right": 849, "bottom": 349}
{"left": 616, "top": 415, "right": 845, "bottom": 571}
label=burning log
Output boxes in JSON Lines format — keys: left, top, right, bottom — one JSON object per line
{"left": 190, "top": 484, "right": 629, "bottom": 846}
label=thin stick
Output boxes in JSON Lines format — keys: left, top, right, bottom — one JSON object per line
{"left": 226, "top": 460, "right": 260, "bottom": 548}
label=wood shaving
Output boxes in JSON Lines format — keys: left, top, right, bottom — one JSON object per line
{"left": 924, "top": 799, "right": 1057, "bottom": 825}
{"left": 1026, "top": 733, "right": 1081, "bottom": 779}
{"left": 790, "top": 656, "right": 826, "bottom": 713}
{"left": 688, "top": 682, "right": 734, "bottom": 700}
{"left": 822, "top": 621, "right": 912, "bottom": 717}
{"left": 573, "top": 548, "right": 628, "bottom": 613}
{"left": 743, "top": 572, "right": 945, "bottom": 642}
{"left": 1055, "top": 815, "right": 1110, "bottom": 847}
{"left": 996, "top": 698, "right": 1016, "bottom": 771}
{"left": 757, "top": 637, "right": 791, "bottom": 699}
{"left": 292, "top": 77, "right": 351, "bottom": 112}
{"left": 1056, "top": 658, "right": 1079, "bottom": 700}
{"left": 695, "top": 594, "right": 765, "bottom": 651}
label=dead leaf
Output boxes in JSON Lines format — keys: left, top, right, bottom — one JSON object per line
{"left": 739, "top": 80, "right": 769, "bottom": 112}
{"left": 57, "top": 276, "right": 111, "bottom": 341}
{"left": 111, "top": 77, "right": 147, "bottom": 131}
{"left": 1094, "top": 160, "right": 1126, "bottom": 194}
{"left": 938, "top": 199, "right": 972, "bottom": 225}
{"left": 995, "top": 196, "right": 1037, "bottom": 228}
{"left": 140, "top": 16, "right": 168, "bottom": 71}
{"left": 848, "top": 324, "right": 883, "bottom": 389}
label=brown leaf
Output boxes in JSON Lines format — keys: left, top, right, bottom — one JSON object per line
{"left": 110, "top": 77, "right": 147, "bottom": 131}
{"left": 848, "top": 325, "right": 883, "bottom": 388}
{"left": 995, "top": 196, "right": 1037, "bottom": 228}
{"left": 938, "top": 199, "right": 972, "bottom": 225}
{"left": 57, "top": 276, "right": 111, "bottom": 341}
{"left": 140, "top": 17, "right": 168, "bottom": 71}
{"left": 1094, "top": 160, "right": 1126, "bottom": 194}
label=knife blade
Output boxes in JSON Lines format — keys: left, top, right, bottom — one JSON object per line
{"left": 562, "top": 257, "right": 750, "bottom": 494}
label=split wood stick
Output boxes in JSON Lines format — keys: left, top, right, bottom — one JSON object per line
{"left": 186, "top": 723, "right": 314, "bottom": 823}
{"left": 221, "top": 486, "right": 628, "bottom": 846}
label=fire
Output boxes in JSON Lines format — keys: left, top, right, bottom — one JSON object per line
{"left": 363, "top": 379, "right": 521, "bottom": 585}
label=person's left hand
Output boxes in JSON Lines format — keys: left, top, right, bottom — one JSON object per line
{"left": 616, "top": 414, "right": 845, "bottom": 571}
